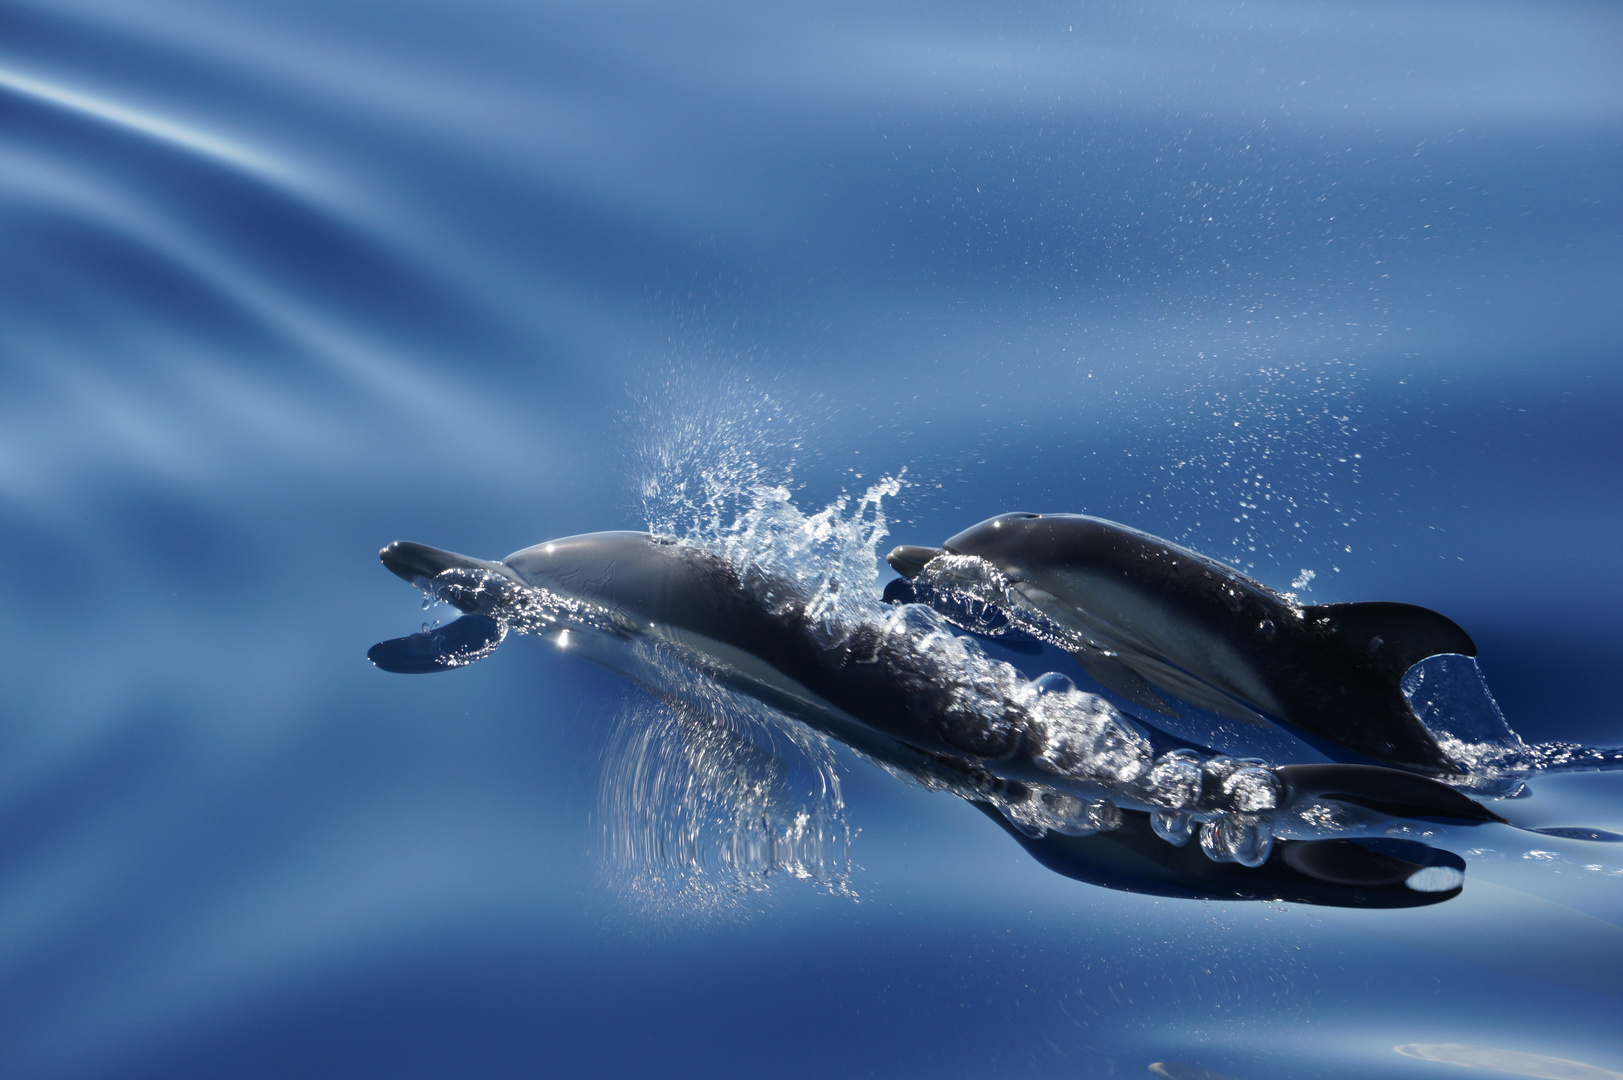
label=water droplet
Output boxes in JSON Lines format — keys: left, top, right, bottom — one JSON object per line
{"left": 1032, "top": 672, "right": 1077, "bottom": 696}
{"left": 1223, "top": 766, "right": 1282, "bottom": 812}
{"left": 1151, "top": 808, "right": 1195, "bottom": 846}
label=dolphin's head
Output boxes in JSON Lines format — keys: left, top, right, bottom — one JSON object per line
{"left": 884, "top": 512, "right": 1044, "bottom": 579}
{"left": 500, "top": 531, "right": 739, "bottom": 631}
{"left": 502, "top": 531, "right": 665, "bottom": 601}
{"left": 943, "top": 512, "right": 1044, "bottom": 560}
{"left": 379, "top": 541, "right": 518, "bottom": 613}
{"left": 940, "top": 512, "right": 1134, "bottom": 582}
{"left": 939, "top": 512, "right": 1052, "bottom": 580}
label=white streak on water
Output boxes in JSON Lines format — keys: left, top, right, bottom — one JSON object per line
{"left": 1395, "top": 1044, "right": 1623, "bottom": 1080}
{"left": 0, "top": 65, "right": 295, "bottom": 184}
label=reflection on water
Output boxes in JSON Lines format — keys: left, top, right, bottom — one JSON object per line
{"left": 1396, "top": 1044, "right": 1623, "bottom": 1080}
{"left": 596, "top": 693, "right": 855, "bottom": 912}
{"left": 1150, "top": 1064, "right": 1242, "bottom": 1080}
{"left": 3, "top": 0, "right": 1621, "bottom": 1076}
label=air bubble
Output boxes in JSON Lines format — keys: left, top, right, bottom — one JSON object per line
{"left": 1086, "top": 799, "right": 1122, "bottom": 831}
{"left": 1201, "top": 756, "right": 1267, "bottom": 808}
{"left": 998, "top": 804, "right": 1047, "bottom": 839}
{"left": 1040, "top": 791, "right": 1095, "bottom": 835}
{"left": 1032, "top": 672, "right": 1077, "bottom": 696}
{"left": 1035, "top": 793, "right": 1122, "bottom": 836}
{"left": 1151, "top": 808, "right": 1195, "bottom": 846}
{"left": 1223, "top": 766, "right": 1282, "bottom": 812}
{"left": 1147, "top": 750, "right": 1204, "bottom": 808}
{"left": 1200, "top": 815, "right": 1273, "bottom": 867}
{"left": 1199, "top": 821, "right": 1233, "bottom": 863}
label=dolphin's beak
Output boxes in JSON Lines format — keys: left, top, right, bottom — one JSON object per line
{"left": 886, "top": 545, "right": 946, "bottom": 579}
{"left": 380, "top": 541, "right": 521, "bottom": 614}
{"left": 380, "top": 541, "right": 475, "bottom": 584}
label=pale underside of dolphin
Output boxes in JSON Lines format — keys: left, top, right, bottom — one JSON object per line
{"left": 888, "top": 513, "right": 1483, "bottom": 776}
{"left": 367, "top": 529, "right": 1509, "bottom": 908}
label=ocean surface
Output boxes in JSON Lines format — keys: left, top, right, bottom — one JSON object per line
{"left": 2, "top": 2, "right": 1621, "bottom": 1077}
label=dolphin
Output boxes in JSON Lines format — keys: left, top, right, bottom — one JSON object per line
{"left": 369, "top": 530, "right": 1500, "bottom": 906}
{"left": 887, "top": 513, "right": 1478, "bottom": 775}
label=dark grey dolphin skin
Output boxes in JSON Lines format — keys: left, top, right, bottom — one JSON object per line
{"left": 888, "top": 513, "right": 1475, "bottom": 775}
{"left": 371, "top": 531, "right": 1498, "bottom": 907}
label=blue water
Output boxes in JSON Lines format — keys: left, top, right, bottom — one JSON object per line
{"left": 3, "top": 1, "right": 1622, "bottom": 1077}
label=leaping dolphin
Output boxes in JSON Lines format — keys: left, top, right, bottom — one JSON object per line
{"left": 887, "top": 513, "right": 1477, "bottom": 775}
{"left": 368, "top": 529, "right": 1502, "bottom": 907}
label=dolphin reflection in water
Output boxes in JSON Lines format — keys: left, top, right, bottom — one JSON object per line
{"left": 369, "top": 526, "right": 1520, "bottom": 909}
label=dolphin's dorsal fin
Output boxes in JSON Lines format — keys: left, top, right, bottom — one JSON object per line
{"left": 1303, "top": 602, "right": 1476, "bottom": 676}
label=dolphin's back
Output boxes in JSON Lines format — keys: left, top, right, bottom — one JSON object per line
{"left": 504, "top": 531, "right": 1048, "bottom": 766}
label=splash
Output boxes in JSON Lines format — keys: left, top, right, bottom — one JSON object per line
{"left": 629, "top": 368, "right": 804, "bottom": 542}
{"left": 709, "top": 475, "right": 903, "bottom": 650}
{"left": 593, "top": 387, "right": 885, "bottom": 904}
{"left": 1403, "top": 653, "right": 1623, "bottom": 786}
{"left": 630, "top": 473, "right": 1299, "bottom": 867}
{"left": 611, "top": 399, "right": 1254, "bottom": 890}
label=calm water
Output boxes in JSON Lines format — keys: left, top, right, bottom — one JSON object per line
{"left": 2, "top": 2, "right": 1621, "bottom": 1077}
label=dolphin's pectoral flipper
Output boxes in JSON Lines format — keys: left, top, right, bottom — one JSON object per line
{"left": 1069, "top": 647, "right": 1180, "bottom": 716}
{"left": 368, "top": 614, "right": 506, "bottom": 674}
{"left": 1303, "top": 602, "right": 1477, "bottom": 674}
